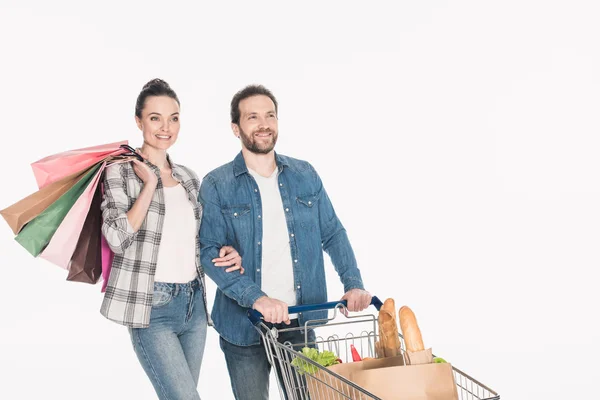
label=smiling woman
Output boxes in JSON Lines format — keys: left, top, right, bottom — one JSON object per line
{"left": 99, "top": 79, "right": 245, "bottom": 400}
{"left": 135, "top": 80, "right": 181, "bottom": 153}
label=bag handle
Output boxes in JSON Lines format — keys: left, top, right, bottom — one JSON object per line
{"left": 119, "top": 144, "right": 144, "bottom": 162}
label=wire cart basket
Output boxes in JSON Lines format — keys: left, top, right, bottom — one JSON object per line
{"left": 248, "top": 297, "right": 499, "bottom": 400}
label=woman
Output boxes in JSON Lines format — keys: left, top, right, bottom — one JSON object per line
{"left": 100, "top": 79, "right": 240, "bottom": 400}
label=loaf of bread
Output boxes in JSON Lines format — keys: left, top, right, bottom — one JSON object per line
{"left": 375, "top": 340, "right": 385, "bottom": 358}
{"left": 399, "top": 306, "right": 425, "bottom": 352}
{"left": 378, "top": 298, "right": 401, "bottom": 357}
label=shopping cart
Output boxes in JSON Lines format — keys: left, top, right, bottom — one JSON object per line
{"left": 248, "top": 297, "right": 499, "bottom": 400}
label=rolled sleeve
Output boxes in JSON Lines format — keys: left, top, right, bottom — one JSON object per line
{"left": 100, "top": 164, "right": 138, "bottom": 254}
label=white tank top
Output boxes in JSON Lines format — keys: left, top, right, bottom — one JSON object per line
{"left": 154, "top": 184, "right": 198, "bottom": 283}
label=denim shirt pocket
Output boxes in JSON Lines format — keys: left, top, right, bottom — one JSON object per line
{"left": 296, "top": 193, "right": 320, "bottom": 232}
{"left": 221, "top": 204, "right": 252, "bottom": 245}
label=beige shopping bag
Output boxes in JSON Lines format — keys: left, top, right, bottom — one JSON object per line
{"left": 306, "top": 352, "right": 458, "bottom": 400}
{"left": 0, "top": 167, "right": 92, "bottom": 235}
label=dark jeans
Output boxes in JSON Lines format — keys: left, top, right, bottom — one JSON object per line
{"left": 220, "top": 319, "right": 316, "bottom": 400}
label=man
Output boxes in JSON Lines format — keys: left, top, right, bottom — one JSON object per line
{"left": 199, "top": 85, "right": 371, "bottom": 400}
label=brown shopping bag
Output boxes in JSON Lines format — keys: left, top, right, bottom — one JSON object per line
{"left": 66, "top": 187, "right": 102, "bottom": 284}
{"left": 307, "top": 352, "right": 458, "bottom": 400}
{"left": 0, "top": 167, "right": 92, "bottom": 235}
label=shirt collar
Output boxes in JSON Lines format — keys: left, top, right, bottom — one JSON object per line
{"left": 139, "top": 151, "right": 183, "bottom": 180}
{"left": 233, "top": 151, "right": 289, "bottom": 177}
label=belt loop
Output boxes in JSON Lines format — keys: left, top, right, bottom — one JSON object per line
{"left": 174, "top": 284, "right": 179, "bottom": 297}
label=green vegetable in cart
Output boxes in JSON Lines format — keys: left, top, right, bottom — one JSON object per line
{"left": 433, "top": 357, "right": 447, "bottom": 363}
{"left": 291, "top": 347, "right": 341, "bottom": 375}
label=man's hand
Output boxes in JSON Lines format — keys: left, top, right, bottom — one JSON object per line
{"left": 212, "top": 246, "right": 244, "bottom": 274}
{"left": 252, "top": 296, "right": 290, "bottom": 325}
{"left": 341, "top": 289, "right": 372, "bottom": 312}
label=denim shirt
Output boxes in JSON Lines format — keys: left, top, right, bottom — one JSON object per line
{"left": 199, "top": 152, "right": 365, "bottom": 346}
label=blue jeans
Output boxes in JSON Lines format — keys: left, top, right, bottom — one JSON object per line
{"left": 129, "top": 279, "right": 207, "bottom": 400}
{"left": 220, "top": 320, "right": 316, "bottom": 400}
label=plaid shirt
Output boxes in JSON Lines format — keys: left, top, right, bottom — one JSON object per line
{"left": 99, "top": 155, "right": 207, "bottom": 328}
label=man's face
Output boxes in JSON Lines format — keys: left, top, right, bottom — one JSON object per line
{"left": 234, "top": 95, "right": 278, "bottom": 154}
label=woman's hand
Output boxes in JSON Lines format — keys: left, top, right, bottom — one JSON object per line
{"left": 132, "top": 151, "right": 158, "bottom": 187}
{"left": 213, "top": 246, "right": 244, "bottom": 274}
{"left": 125, "top": 150, "right": 157, "bottom": 232}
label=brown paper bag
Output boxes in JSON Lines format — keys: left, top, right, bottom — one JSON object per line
{"left": 0, "top": 167, "right": 92, "bottom": 235}
{"left": 304, "top": 357, "right": 404, "bottom": 399}
{"left": 351, "top": 361, "right": 459, "bottom": 400}
{"left": 66, "top": 188, "right": 102, "bottom": 284}
{"left": 306, "top": 354, "right": 458, "bottom": 400}
{"left": 405, "top": 348, "right": 435, "bottom": 366}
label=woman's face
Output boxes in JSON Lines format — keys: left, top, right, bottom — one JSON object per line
{"left": 136, "top": 95, "right": 180, "bottom": 151}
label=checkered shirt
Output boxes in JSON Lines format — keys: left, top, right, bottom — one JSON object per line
{"left": 99, "top": 156, "right": 207, "bottom": 328}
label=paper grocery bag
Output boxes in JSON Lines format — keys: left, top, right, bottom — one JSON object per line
{"left": 0, "top": 167, "right": 92, "bottom": 235}
{"left": 405, "top": 348, "right": 435, "bottom": 366}
{"left": 304, "top": 357, "right": 404, "bottom": 400}
{"left": 306, "top": 354, "right": 458, "bottom": 400}
{"left": 350, "top": 359, "right": 459, "bottom": 400}
{"left": 67, "top": 187, "right": 102, "bottom": 284}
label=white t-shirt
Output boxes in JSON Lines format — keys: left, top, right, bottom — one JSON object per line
{"left": 248, "top": 167, "right": 297, "bottom": 308}
{"left": 154, "top": 184, "right": 198, "bottom": 283}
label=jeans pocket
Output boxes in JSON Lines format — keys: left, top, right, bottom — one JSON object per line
{"left": 152, "top": 287, "right": 173, "bottom": 308}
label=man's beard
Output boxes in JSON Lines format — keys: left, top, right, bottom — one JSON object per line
{"left": 239, "top": 127, "right": 278, "bottom": 154}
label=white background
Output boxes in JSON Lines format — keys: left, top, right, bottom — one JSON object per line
{"left": 0, "top": 1, "right": 598, "bottom": 399}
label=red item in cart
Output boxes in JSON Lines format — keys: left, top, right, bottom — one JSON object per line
{"left": 350, "top": 344, "right": 362, "bottom": 362}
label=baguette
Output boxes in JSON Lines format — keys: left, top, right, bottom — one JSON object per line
{"left": 378, "top": 298, "right": 401, "bottom": 357}
{"left": 399, "top": 306, "right": 425, "bottom": 352}
{"left": 375, "top": 340, "right": 385, "bottom": 358}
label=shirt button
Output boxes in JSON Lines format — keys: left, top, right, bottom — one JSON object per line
{"left": 256, "top": 269, "right": 261, "bottom": 272}
{"left": 308, "top": 201, "right": 312, "bottom": 205}
{"left": 297, "top": 285, "right": 301, "bottom": 289}
{"left": 290, "top": 233, "right": 294, "bottom": 237}
{"left": 233, "top": 212, "right": 238, "bottom": 217}
{"left": 258, "top": 241, "right": 261, "bottom": 245}
{"left": 285, "top": 208, "right": 289, "bottom": 212}
{"left": 279, "top": 183, "right": 283, "bottom": 187}
{"left": 258, "top": 215, "right": 261, "bottom": 219}
{"left": 254, "top": 188, "right": 258, "bottom": 192}
{"left": 294, "top": 259, "right": 298, "bottom": 263}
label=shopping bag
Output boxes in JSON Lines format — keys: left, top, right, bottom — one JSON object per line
{"left": 0, "top": 167, "right": 92, "bottom": 235}
{"left": 67, "top": 187, "right": 102, "bottom": 284}
{"left": 100, "top": 233, "right": 114, "bottom": 292}
{"left": 31, "top": 140, "right": 127, "bottom": 189}
{"left": 39, "top": 162, "right": 106, "bottom": 269}
{"left": 99, "top": 181, "right": 115, "bottom": 292}
{"left": 307, "top": 351, "right": 458, "bottom": 400}
{"left": 14, "top": 163, "right": 102, "bottom": 256}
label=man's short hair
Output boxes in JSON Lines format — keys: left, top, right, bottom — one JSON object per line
{"left": 230, "top": 85, "right": 279, "bottom": 125}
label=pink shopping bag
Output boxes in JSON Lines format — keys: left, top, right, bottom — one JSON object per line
{"left": 31, "top": 140, "right": 128, "bottom": 189}
{"left": 100, "top": 234, "right": 114, "bottom": 292}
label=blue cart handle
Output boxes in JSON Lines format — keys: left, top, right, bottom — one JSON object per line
{"left": 248, "top": 296, "right": 383, "bottom": 326}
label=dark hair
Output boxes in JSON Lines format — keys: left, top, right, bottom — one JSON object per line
{"left": 230, "top": 84, "right": 278, "bottom": 124}
{"left": 135, "top": 78, "right": 180, "bottom": 118}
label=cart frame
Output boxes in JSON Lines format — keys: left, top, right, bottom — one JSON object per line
{"left": 248, "top": 297, "right": 500, "bottom": 400}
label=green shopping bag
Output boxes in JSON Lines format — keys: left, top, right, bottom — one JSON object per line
{"left": 15, "top": 164, "right": 102, "bottom": 256}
